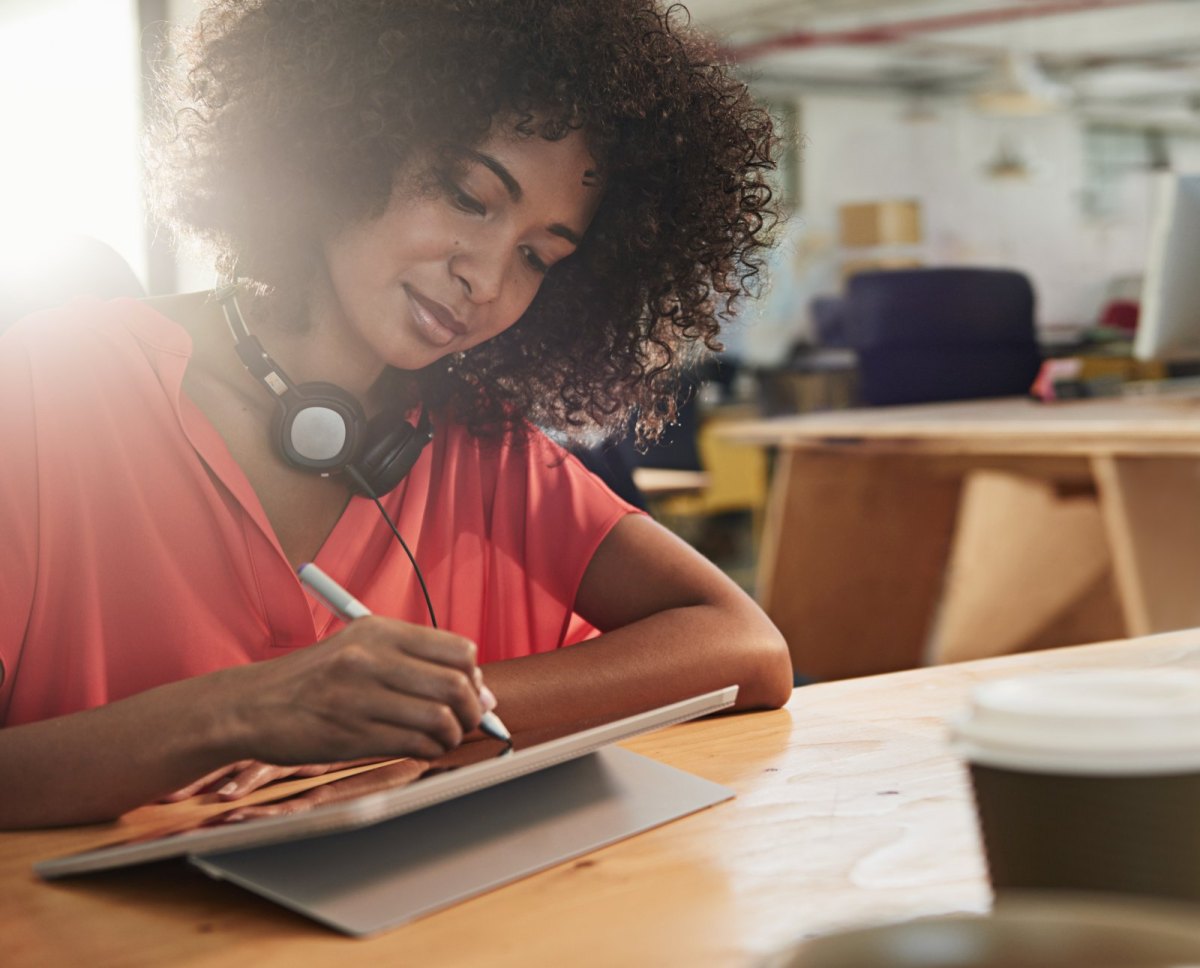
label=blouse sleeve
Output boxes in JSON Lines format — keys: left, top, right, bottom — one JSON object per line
{"left": 491, "top": 429, "right": 646, "bottom": 650}
{"left": 0, "top": 326, "right": 40, "bottom": 716}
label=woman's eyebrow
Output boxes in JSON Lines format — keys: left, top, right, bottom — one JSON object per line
{"left": 455, "top": 146, "right": 523, "bottom": 202}
{"left": 549, "top": 224, "right": 582, "bottom": 247}
{"left": 452, "top": 145, "right": 585, "bottom": 247}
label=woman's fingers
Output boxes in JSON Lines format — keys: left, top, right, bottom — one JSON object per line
{"left": 347, "top": 620, "right": 487, "bottom": 723}
{"left": 213, "top": 761, "right": 298, "bottom": 799}
{"left": 370, "top": 648, "right": 486, "bottom": 735}
{"left": 290, "top": 758, "right": 384, "bottom": 778}
{"left": 221, "top": 617, "right": 495, "bottom": 767}
{"left": 306, "top": 624, "right": 487, "bottom": 737}
{"left": 165, "top": 758, "right": 394, "bottom": 804}
{"left": 161, "top": 761, "right": 299, "bottom": 803}
{"left": 215, "top": 759, "right": 431, "bottom": 823}
{"left": 363, "top": 689, "right": 490, "bottom": 754}
{"left": 380, "top": 622, "right": 479, "bottom": 675}
{"left": 158, "top": 759, "right": 253, "bottom": 802}
{"left": 165, "top": 620, "right": 495, "bottom": 805}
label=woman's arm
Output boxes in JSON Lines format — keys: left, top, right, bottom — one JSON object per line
{"left": 479, "top": 514, "right": 793, "bottom": 731}
{"left": 0, "top": 618, "right": 488, "bottom": 829}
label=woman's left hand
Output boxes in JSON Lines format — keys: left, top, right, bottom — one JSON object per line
{"left": 160, "top": 758, "right": 382, "bottom": 802}
{"left": 208, "top": 759, "right": 432, "bottom": 824}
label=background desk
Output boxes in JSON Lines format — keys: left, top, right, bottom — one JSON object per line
{"left": 631, "top": 466, "right": 710, "bottom": 497}
{"left": 724, "top": 392, "right": 1200, "bottom": 680}
{"left": 4, "top": 631, "right": 1199, "bottom": 967}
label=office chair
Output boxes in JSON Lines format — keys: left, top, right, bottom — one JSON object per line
{"left": 809, "top": 294, "right": 848, "bottom": 348}
{"left": 839, "top": 268, "right": 1113, "bottom": 666}
{"left": 0, "top": 235, "right": 145, "bottom": 333}
{"left": 844, "top": 267, "right": 1042, "bottom": 406}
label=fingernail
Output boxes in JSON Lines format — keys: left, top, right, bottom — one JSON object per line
{"left": 479, "top": 684, "right": 497, "bottom": 712}
{"left": 473, "top": 667, "right": 484, "bottom": 688}
{"left": 218, "top": 781, "right": 238, "bottom": 797}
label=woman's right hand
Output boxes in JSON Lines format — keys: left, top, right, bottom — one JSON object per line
{"left": 211, "top": 616, "right": 496, "bottom": 767}
{"left": 0, "top": 616, "right": 498, "bottom": 829}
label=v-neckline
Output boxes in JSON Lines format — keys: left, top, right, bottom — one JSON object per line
{"left": 129, "top": 299, "right": 385, "bottom": 638}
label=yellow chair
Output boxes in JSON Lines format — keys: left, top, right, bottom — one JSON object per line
{"left": 650, "top": 414, "right": 770, "bottom": 557}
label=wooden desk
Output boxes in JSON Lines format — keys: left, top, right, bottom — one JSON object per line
{"left": 722, "top": 392, "right": 1200, "bottom": 680}
{"left": 632, "top": 467, "right": 710, "bottom": 496}
{"left": 5, "top": 632, "right": 1199, "bottom": 967}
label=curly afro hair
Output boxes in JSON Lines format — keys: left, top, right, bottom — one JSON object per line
{"left": 151, "top": 0, "right": 779, "bottom": 442}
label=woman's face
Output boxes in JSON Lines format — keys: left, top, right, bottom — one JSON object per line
{"left": 318, "top": 126, "right": 603, "bottom": 373}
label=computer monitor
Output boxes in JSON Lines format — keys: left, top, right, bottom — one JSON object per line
{"left": 1134, "top": 173, "right": 1200, "bottom": 362}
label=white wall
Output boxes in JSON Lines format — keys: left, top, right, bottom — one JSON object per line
{"left": 0, "top": 0, "right": 145, "bottom": 287}
{"left": 792, "top": 92, "right": 1183, "bottom": 330}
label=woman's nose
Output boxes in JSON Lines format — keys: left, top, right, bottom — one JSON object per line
{"left": 452, "top": 246, "right": 508, "bottom": 306}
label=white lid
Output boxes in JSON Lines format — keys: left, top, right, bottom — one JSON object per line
{"left": 948, "top": 669, "right": 1200, "bottom": 775}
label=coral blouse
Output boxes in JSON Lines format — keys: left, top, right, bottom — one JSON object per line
{"left": 0, "top": 299, "right": 637, "bottom": 726}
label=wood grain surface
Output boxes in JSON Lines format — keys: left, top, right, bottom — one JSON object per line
{"left": 5, "top": 631, "right": 1199, "bottom": 967}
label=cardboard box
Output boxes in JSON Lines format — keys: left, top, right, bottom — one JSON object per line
{"left": 838, "top": 200, "right": 922, "bottom": 248}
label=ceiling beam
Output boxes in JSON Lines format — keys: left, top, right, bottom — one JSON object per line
{"left": 728, "top": 0, "right": 1163, "bottom": 61}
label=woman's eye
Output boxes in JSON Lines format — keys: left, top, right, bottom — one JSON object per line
{"left": 452, "top": 188, "right": 485, "bottom": 215}
{"left": 441, "top": 174, "right": 485, "bottom": 215}
{"left": 521, "top": 247, "right": 549, "bottom": 275}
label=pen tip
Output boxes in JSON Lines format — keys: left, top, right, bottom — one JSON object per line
{"left": 480, "top": 711, "right": 512, "bottom": 744}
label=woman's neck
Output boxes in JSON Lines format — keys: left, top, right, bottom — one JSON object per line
{"left": 263, "top": 285, "right": 398, "bottom": 402}
{"left": 148, "top": 287, "right": 414, "bottom": 416}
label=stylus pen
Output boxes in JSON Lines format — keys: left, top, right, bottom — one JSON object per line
{"left": 297, "top": 562, "right": 512, "bottom": 745}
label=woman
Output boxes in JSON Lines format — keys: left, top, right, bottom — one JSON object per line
{"left": 0, "top": 0, "right": 791, "bottom": 828}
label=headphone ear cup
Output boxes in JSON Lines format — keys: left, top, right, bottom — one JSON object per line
{"left": 274, "top": 382, "right": 366, "bottom": 472}
{"left": 350, "top": 408, "right": 434, "bottom": 497}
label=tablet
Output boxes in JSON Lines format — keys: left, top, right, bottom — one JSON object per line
{"left": 36, "top": 685, "right": 737, "bottom": 878}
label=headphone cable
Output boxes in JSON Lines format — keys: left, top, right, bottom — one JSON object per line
{"left": 346, "top": 465, "right": 439, "bottom": 630}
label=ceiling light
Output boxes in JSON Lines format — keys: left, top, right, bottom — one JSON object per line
{"left": 985, "top": 139, "right": 1033, "bottom": 181}
{"left": 974, "top": 51, "right": 1071, "bottom": 117}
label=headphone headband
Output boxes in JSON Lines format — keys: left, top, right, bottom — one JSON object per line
{"left": 215, "top": 285, "right": 298, "bottom": 399}
{"left": 214, "top": 286, "right": 433, "bottom": 495}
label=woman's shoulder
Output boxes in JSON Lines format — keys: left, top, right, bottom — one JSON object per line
{"left": 429, "top": 416, "right": 637, "bottom": 515}
{"left": 431, "top": 416, "right": 572, "bottom": 467}
{"left": 0, "top": 297, "right": 195, "bottom": 416}
{"left": 2, "top": 296, "right": 189, "bottom": 361}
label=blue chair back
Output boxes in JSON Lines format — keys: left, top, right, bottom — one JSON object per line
{"left": 810, "top": 295, "right": 848, "bottom": 347}
{"left": 845, "top": 267, "right": 1041, "bottom": 406}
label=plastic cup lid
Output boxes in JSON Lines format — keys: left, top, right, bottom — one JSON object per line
{"left": 948, "top": 668, "right": 1200, "bottom": 775}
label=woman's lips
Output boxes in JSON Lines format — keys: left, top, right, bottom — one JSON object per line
{"left": 405, "top": 286, "right": 466, "bottom": 347}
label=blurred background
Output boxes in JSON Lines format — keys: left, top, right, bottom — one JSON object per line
{"left": 703, "top": 0, "right": 1200, "bottom": 343}
{"left": 2, "top": 0, "right": 1199, "bottom": 593}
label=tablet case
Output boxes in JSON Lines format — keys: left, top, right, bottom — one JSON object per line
{"left": 191, "top": 745, "right": 732, "bottom": 935}
{"left": 36, "top": 686, "right": 738, "bottom": 934}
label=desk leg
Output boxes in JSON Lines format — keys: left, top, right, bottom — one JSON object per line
{"left": 930, "top": 470, "right": 1122, "bottom": 664}
{"left": 1093, "top": 455, "right": 1200, "bottom": 636}
{"left": 757, "top": 451, "right": 961, "bottom": 680}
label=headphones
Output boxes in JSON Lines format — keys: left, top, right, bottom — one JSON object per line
{"left": 215, "top": 285, "right": 433, "bottom": 498}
